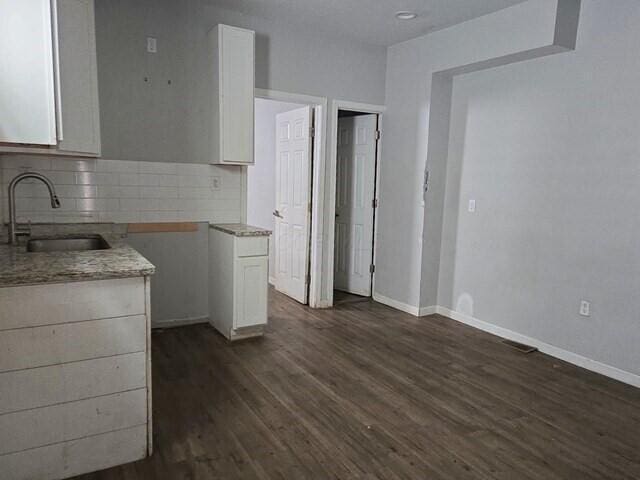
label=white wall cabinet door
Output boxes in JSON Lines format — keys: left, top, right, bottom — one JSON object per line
{"left": 210, "top": 24, "right": 255, "bottom": 165}
{"left": 334, "top": 114, "right": 378, "bottom": 297}
{"left": 274, "top": 106, "right": 313, "bottom": 304}
{"left": 56, "top": 0, "right": 101, "bottom": 155}
{"left": 0, "top": 0, "right": 57, "bottom": 145}
{"left": 234, "top": 255, "right": 268, "bottom": 329}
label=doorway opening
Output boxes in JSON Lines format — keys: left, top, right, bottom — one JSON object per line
{"left": 332, "top": 109, "right": 381, "bottom": 302}
{"left": 248, "top": 95, "right": 320, "bottom": 305}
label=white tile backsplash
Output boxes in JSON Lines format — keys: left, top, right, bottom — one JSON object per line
{"left": 0, "top": 156, "right": 243, "bottom": 224}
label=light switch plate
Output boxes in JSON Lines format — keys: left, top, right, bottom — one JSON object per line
{"left": 147, "top": 37, "right": 157, "bottom": 53}
{"left": 468, "top": 199, "right": 476, "bottom": 213}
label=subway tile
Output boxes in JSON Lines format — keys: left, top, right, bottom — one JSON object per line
{"left": 57, "top": 185, "right": 98, "bottom": 198}
{"left": 158, "top": 175, "right": 178, "bottom": 187}
{"left": 94, "top": 172, "right": 120, "bottom": 186}
{"left": 140, "top": 186, "right": 179, "bottom": 199}
{"left": 3, "top": 155, "right": 52, "bottom": 171}
{"left": 119, "top": 173, "right": 140, "bottom": 186}
{"left": 97, "top": 159, "right": 140, "bottom": 173}
{"left": 51, "top": 158, "right": 96, "bottom": 172}
{"left": 178, "top": 175, "right": 211, "bottom": 188}
{"left": 75, "top": 172, "right": 96, "bottom": 185}
{"left": 139, "top": 161, "right": 177, "bottom": 175}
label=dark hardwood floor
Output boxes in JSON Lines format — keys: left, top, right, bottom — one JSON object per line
{"left": 76, "top": 289, "right": 640, "bottom": 479}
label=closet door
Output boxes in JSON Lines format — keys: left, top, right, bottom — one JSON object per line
{"left": 0, "top": 0, "right": 57, "bottom": 145}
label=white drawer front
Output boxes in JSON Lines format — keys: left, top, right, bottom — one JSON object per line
{"left": 0, "top": 389, "right": 147, "bottom": 456}
{"left": 0, "top": 352, "right": 146, "bottom": 415}
{"left": 1, "top": 424, "right": 147, "bottom": 480}
{"left": 0, "top": 277, "right": 145, "bottom": 331}
{"left": 0, "top": 315, "right": 146, "bottom": 373}
{"left": 235, "top": 236, "right": 268, "bottom": 257}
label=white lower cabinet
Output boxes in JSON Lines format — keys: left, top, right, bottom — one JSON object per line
{"left": 209, "top": 227, "right": 270, "bottom": 340}
{"left": 0, "top": 277, "right": 152, "bottom": 480}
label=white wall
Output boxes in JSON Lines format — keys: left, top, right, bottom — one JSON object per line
{"left": 439, "top": 0, "right": 640, "bottom": 377}
{"left": 248, "top": 98, "right": 303, "bottom": 279}
{"left": 378, "top": 0, "right": 571, "bottom": 310}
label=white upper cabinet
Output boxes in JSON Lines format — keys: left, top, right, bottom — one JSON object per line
{"left": 0, "top": 0, "right": 101, "bottom": 157}
{"left": 56, "top": 0, "right": 101, "bottom": 155}
{"left": 0, "top": 0, "right": 58, "bottom": 145}
{"left": 209, "top": 25, "right": 255, "bottom": 165}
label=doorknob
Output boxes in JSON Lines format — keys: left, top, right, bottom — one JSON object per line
{"left": 273, "top": 210, "right": 283, "bottom": 218}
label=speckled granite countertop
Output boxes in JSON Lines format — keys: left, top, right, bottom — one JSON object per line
{"left": 0, "top": 224, "right": 155, "bottom": 287}
{"left": 210, "top": 223, "right": 272, "bottom": 237}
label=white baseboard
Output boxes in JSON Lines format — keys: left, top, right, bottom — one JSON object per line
{"left": 152, "top": 315, "right": 209, "bottom": 329}
{"left": 419, "top": 305, "right": 437, "bottom": 316}
{"left": 434, "top": 306, "right": 640, "bottom": 389}
{"left": 372, "top": 292, "right": 421, "bottom": 316}
{"left": 371, "top": 294, "right": 639, "bottom": 389}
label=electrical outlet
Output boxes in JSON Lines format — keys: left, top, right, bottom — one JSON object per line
{"left": 579, "top": 300, "right": 591, "bottom": 317}
{"left": 211, "top": 176, "right": 221, "bottom": 191}
{"left": 146, "top": 37, "right": 157, "bottom": 53}
{"left": 468, "top": 199, "right": 476, "bottom": 213}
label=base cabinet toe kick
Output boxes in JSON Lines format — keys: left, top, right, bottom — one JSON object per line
{"left": 209, "top": 225, "right": 271, "bottom": 341}
{"left": 0, "top": 276, "right": 153, "bottom": 480}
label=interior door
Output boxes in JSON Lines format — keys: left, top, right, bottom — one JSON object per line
{"left": 274, "top": 106, "right": 313, "bottom": 304}
{"left": 334, "top": 114, "right": 378, "bottom": 296}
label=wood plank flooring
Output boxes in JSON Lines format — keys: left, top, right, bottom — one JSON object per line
{"left": 75, "top": 289, "right": 640, "bottom": 479}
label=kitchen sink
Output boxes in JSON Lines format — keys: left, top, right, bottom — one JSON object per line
{"left": 26, "top": 235, "right": 111, "bottom": 253}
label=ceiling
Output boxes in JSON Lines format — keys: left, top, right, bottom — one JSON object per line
{"left": 209, "top": 0, "right": 528, "bottom": 47}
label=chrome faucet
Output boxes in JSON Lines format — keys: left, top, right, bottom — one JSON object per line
{"left": 7, "top": 172, "right": 61, "bottom": 244}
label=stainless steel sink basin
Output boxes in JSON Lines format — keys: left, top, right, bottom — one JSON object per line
{"left": 26, "top": 235, "right": 111, "bottom": 253}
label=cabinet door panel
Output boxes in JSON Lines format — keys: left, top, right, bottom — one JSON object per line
{"left": 220, "top": 26, "right": 254, "bottom": 164}
{"left": 234, "top": 256, "right": 268, "bottom": 329}
{"left": 0, "top": 0, "right": 57, "bottom": 145}
{"left": 57, "top": 0, "right": 101, "bottom": 155}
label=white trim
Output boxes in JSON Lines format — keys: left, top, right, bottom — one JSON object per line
{"left": 434, "top": 306, "right": 640, "bottom": 389}
{"left": 152, "top": 316, "right": 209, "bottom": 329}
{"left": 419, "top": 306, "right": 437, "bottom": 316}
{"left": 328, "top": 100, "right": 386, "bottom": 308}
{"left": 254, "top": 88, "right": 328, "bottom": 308}
{"left": 372, "top": 292, "right": 421, "bottom": 316}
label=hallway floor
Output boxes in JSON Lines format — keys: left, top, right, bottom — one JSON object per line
{"left": 75, "top": 290, "right": 640, "bottom": 479}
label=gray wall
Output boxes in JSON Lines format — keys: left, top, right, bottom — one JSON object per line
{"left": 438, "top": 0, "right": 640, "bottom": 375}
{"left": 248, "top": 98, "right": 303, "bottom": 279}
{"left": 94, "top": 0, "right": 387, "bottom": 164}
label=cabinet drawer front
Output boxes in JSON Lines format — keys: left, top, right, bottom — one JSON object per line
{"left": 0, "top": 389, "right": 147, "bottom": 456}
{"left": 1, "top": 424, "right": 147, "bottom": 480}
{"left": 0, "top": 277, "right": 145, "bottom": 331}
{"left": 0, "top": 352, "right": 146, "bottom": 415}
{"left": 0, "top": 315, "right": 146, "bottom": 373}
{"left": 235, "top": 236, "right": 268, "bottom": 257}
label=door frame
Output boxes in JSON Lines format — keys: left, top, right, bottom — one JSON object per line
{"left": 251, "top": 88, "right": 327, "bottom": 307}
{"left": 327, "top": 100, "right": 386, "bottom": 307}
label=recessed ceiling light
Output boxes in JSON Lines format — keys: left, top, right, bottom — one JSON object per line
{"left": 395, "top": 11, "right": 417, "bottom": 20}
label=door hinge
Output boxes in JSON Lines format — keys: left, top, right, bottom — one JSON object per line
{"left": 310, "top": 126, "right": 315, "bottom": 138}
{"left": 306, "top": 274, "right": 311, "bottom": 285}
{"left": 369, "top": 264, "right": 375, "bottom": 274}
{"left": 372, "top": 198, "right": 378, "bottom": 209}
{"left": 308, "top": 203, "right": 312, "bottom": 214}
{"left": 374, "top": 130, "right": 381, "bottom": 141}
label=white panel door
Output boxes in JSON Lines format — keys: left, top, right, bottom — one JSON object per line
{"left": 0, "top": 0, "right": 57, "bottom": 145}
{"left": 274, "top": 106, "right": 313, "bottom": 304}
{"left": 334, "top": 114, "right": 377, "bottom": 296}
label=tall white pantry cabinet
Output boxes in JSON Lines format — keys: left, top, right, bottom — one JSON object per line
{"left": 0, "top": 0, "right": 101, "bottom": 156}
{"left": 209, "top": 24, "right": 255, "bottom": 165}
